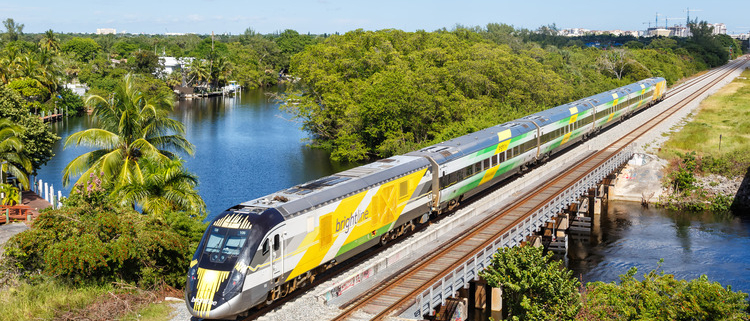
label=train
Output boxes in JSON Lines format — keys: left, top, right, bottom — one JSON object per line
{"left": 185, "top": 77, "right": 667, "bottom": 319}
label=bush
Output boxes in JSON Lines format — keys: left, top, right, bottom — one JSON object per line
{"left": 3, "top": 178, "right": 206, "bottom": 288}
{"left": 480, "top": 246, "right": 580, "bottom": 320}
{"left": 580, "top": 263, "right": 749, "bottom": 320}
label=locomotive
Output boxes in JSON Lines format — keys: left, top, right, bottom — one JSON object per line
{"left": 186, "top": 77, "right": 667, "bottom": 319}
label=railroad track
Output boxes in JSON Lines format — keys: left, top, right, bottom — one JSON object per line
{"left": 331, "top": 57, "right": 749, "bottom": 321}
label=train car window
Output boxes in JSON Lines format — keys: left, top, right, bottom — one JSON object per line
{"left": 466, "top": 166, "right": 473, "bottom": 177}
{"left": 492, "top": 154, "right": 498, "bottom": 166}
{"left": 499, "top": 152, "right": 505, "bottom": 163}
{"left": 273, "top": 234, "right": 280, "bottom": 251}
{"left": 474, "top": 162, "right": 481, "bottom": 173}
{"left": 483, "top": 159, "right": 490, "bottom": 169}
{"left": 262, "top": 239, "right": 269, "bottom": 255}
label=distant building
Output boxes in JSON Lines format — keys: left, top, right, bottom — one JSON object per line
{"left": 711, "top": 23, "right": 727, "bottom": 35}
{"left": 646, "top": 28, "right": 671, "bottom": 37}
{"left": 96, "top": 28, "right": 116, "bottom": 35}
{"left": 159, "top": 56, "right": 194, "bottom": 78}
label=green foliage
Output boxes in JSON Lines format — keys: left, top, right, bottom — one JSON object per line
{"left": 4, "top": 173, "right": 206, "bottom": 288}
{"left": 668, "top": 151, "right": 698, "bottom": 192}
{"left": 0, "top": 183, "right": 20, "bottom": 205}
{"left": 2, "top": 18, "right": 24, "bottom": 42}
{"left": 61, "top": 37, "right": 102, "bottom": 62}
{"left": 127, "top": 49, "right": 160, "bottom": 74}
{"left": 479, "top": 246, "right": 580, "bottom": 320}
{"left": 7, "top": 76, "right": 48, "bottom": 102}
{"left": 56, "top": 86, "right": 85, "bottom": 114}
{"left": 63, "top": 73, "right": 194, "bottom": 191}
{"left": 0, "top": 277, "right": 111, "bottom": 320}
{"left": 286, "top": 29, "right": 577, "bottom": 161}
{"left": 0, "top": 85, "right": 58, "bottom": 174}
{"left": 580, "top": 264, "right": 749, "bottom": 320}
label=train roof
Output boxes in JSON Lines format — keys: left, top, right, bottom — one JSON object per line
{"left": 222, "top": 77, "right": 666, "bottom": 221}
{"left": 238, "top": 155, "right": 430, "bottom": 218}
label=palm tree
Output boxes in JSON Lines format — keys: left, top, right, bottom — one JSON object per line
{"left": 63, "top": 73, "right": 195, "bottom": 190}
{"left": 187, "top": 59, "right": 209, "bottom": 87}
{"left": 0, "top": 119, "right": 32, "bottom": 190}
{"left": 0, "top": 183, "right": 20, "bottom": 205}
{"left": 39, "top": 29, "right": 60, "bottom": 52}
{"left": 115, "top": 157, "right": 205, "bottom": 216}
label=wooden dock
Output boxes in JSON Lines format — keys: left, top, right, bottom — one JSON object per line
{"left": 41, "top": 114, "right": 63, "bottom": 123}
{"left": 0, "top": 190, "right": 55, "bottom": 225}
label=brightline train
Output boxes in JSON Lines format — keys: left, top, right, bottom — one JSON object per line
{"left": 186, "top": 77, "right": 667, "bottom": 319}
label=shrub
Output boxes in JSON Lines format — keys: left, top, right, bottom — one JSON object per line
{"left": 580, "top": 263, "right": 749, "bottom": 320}
{"left": 3, "top": 177, "right": 206, "bottom": 288}
{"left": 479, "top": 246, "right": 580, "bottom": 320}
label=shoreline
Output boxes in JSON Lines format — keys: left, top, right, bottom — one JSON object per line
{"left": 610, "top": 62, "right": 750, "bottom": 210}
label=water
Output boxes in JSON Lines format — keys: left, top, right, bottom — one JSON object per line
{"left": 568, "top": 201, "right": 750, "bottom": 294}
{"left": 36, "top": 87, "right": 355, "bottom": 219}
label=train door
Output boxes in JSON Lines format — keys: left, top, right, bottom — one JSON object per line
{"left": 266, "top": 225, "right": 285, "bottom": 282}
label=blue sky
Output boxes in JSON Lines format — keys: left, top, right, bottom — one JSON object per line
{"left": 3, "top": 0, "right": 749, "bottom": 35}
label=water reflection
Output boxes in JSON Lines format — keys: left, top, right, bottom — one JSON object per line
{"left": 568, "top": 201, "right": 750, "bottom": 293}
{"left": 36, "top": 87, "right": 358, "bottom": 220}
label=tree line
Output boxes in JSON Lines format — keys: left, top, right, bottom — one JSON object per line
{"left": 282, "top": 23, "right": 744, "bottom": 162}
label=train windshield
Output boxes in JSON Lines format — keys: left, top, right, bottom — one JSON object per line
{"left": 200, "top": 226, "right": 262, "bottom": 269}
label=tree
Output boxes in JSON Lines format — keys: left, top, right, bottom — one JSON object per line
{"left": 597, "top": 48, "right": 630, "bottom": 80}
{"left": 63, "top": 73, "right": 194, "bottom": 191}
{"left": 128, "top": 49, "right": 160, "bottom": 74}
{"left": 0, "top": 85, "right": 58, "bottom": 174}
{"left": 115, "top": 157, "right": 205, "bottom": 216}
{"left": 2, "top": 18, "right": 24, "bottom": 42}
{"left": 0, "top": 118, "right": 32, "bottom": 189}
{"left": 479, "top": 246, "right": 580, "bottom": 320}
{"left": 39, "top": 29, "right": 60, "bottom": 52}
{"left": 61, "top": 37, "right": 102, "bottom": 62}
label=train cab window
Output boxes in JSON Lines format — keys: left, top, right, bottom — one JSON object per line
{"left": 273, "top": 234, "right": 280, "bottom": 251}
{"left": 262, "top": 239, "right": 269, "bottom": 255}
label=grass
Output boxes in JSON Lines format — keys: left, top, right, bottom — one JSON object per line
{"left": 122, "top": 300, "right": 176, "bottom": 321}
{"left": 658, "top": 70, "right": 750, "bottom": 177}
{"left": 0, "top": 276, "right": 177, "bottom": 320}
{"left": 0, "top": 278, "right": 110, "bottom": 320}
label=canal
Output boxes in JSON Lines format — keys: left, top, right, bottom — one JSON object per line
{"left": 36, "top": 87, "right": 355, "bottom": 219}
{"left": 36, "top": 88, "right": 750, "bottom": 293}
{"left": 568, "top": 201, "right": 750, "bottom": 294}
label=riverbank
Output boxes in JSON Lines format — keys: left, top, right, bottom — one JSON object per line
{"left": 611, "top": 67, "right": 750, "bottom": 210}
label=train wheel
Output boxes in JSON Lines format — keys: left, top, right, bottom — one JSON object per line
{"left": 447, "top": 199, "right": 459, "bottom": 211}
{"left": 379, "top": 234, "right": 389, "bottom": 246}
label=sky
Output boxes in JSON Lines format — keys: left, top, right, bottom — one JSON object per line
{"left": 2, "top": 0, "right": 749, "bottom": 36}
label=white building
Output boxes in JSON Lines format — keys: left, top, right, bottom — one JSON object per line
{"left": 159, "top": 57, "right": 194, "bottom": 77}
{"left": 96, "top": 28, "right": 116, "bottom": 35}
{"left": 711, "top": 23, "right": 727, "bottom": 35}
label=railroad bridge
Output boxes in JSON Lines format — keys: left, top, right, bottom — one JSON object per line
{"left": 310, "top": 57, "right": 750, "bottom": 321}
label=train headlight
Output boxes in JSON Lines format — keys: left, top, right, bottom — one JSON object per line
{"left": 222, "top": 269, "right": 246, "bottom": 299}
{"left": 186, "top": 265, "right": 198, "bottom": 294}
